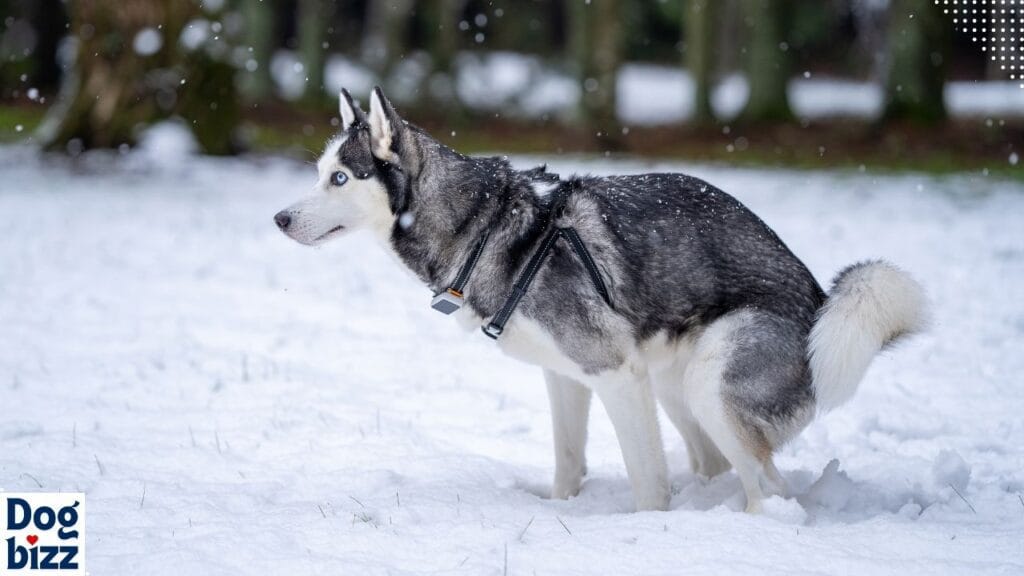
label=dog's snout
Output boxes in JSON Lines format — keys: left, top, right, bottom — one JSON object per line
{"left": 274, "top": 211, "right": 292, "bottom": 231}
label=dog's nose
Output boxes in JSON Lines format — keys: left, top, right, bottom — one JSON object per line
{"left": 274, "top": 211, "right": 292, "bottom": 230}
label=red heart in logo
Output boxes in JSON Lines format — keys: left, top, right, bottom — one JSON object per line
{"left": 26, "top": 535, "right": 38, "bottom": 545}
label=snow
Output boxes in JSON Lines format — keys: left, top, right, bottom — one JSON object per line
{"left": 618, "top": 70, "right": 1024, "bottom": 123}
{"left": 271, "top": 52, "right": 309, "bottom": 100}
{"left": 179, "top": 19, "right": 211, "bottom": 52}
{"left": 932, "top": 450, "right": 972, "bottom": 494}
{"left": 1, "top": 146, "right": 1023, "bottom": 574}
{"left": 454, "top": 52, "right": 578, "bottom": 120}
{"left": 134, "top": 120, "right": 199, "bottom": 166}
{"left": 201, "top": 0, "right": 225, "bottom": 12}
{"left": 323, "top": 55, "right": 377, "bottom": 100}
{"left": 132, "top": 28, "right": 163, "bottom": 57}
{"left": 802, "top": 459, "right": 856, "bottom": 512}
{"left": 310, "top": 51, "right": 1024, "bottom": 123}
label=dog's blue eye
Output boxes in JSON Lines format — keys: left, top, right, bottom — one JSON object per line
{"left": 331, "top": 171, "right": 348, "bottom": 186}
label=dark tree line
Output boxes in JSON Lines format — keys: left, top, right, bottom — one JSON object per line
{"left": 0, "top": 0, "right": 966, "bottom": 155}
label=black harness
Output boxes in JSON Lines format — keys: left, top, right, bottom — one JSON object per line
{"left": 431, "top": 184, "right": 613, "bottom": 340}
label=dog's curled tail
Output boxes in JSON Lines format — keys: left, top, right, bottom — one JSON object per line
{"left": 809, "top": 261, "right": 928, "bottom": 412}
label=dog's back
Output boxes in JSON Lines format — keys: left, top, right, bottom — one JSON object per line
{"left": 566, "top": 173, "right": 826, "bottom": 338}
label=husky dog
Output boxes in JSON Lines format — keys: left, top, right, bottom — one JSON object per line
{"left": 274, "top": 88, "right": 927, "bottom": 513}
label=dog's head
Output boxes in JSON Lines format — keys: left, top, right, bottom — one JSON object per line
{"left": 274, "top": 87, "right": 420, "bottom": 246}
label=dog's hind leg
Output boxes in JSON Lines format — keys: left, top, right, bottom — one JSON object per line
{"left": 592, "top": 368, "right": 670, "bottom": 511}
{"left": 762, "top": 457, "right": 788, "bottom": 497}
{"left": 544, "top": 369, "right": 592, "bottom": 500}
{"left": 687, "top": 393, "right": 768, "bottom": 513}
{"left": 653, "top": 369, "right": 731, "bottom": 478}
{"left": 683, "top": 310, "right": 813, "bottom": 513}
{"left": 666, "top": 401, "right": 732, "bottom": 479}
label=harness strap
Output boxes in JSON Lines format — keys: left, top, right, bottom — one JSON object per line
{"left": 482, "top": 227, "right": 561, "bottom": 339}
{"left": 561, "top": 227, "right": 611, "bottom": 306}
{"left": 482, "top": 227, "right": 612, "bottom": 340}
{"left": 431, "top": 179, "right": 613, "bottom": 337}
{"left": 451, "top": 231, "right": 489, "bottom": 294}
{"left": 430, "top": 232, "right": 490, "bottom": 315}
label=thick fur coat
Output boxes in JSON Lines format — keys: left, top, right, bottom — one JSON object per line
{"left": 274, "top": 88, "right": 928, "bottom": 512}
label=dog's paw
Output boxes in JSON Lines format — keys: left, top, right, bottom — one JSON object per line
{"left": 551, "top": 469, "right": 585, "bottom": 500}
{"left": 551, "top": 479, "right": 582, "bottom": 500}
{"left": 744, "top": 498, "right": 764, "bottom": 514}
{"left": 634, "top": 487, "right": 671, "bottom": 512}
{"left": 551, "top": 461, "right": 586, "bottom": 500}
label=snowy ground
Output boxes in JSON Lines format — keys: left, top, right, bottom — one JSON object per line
{"left": 1, "top": 143, "right": 1023, "bottom": 575}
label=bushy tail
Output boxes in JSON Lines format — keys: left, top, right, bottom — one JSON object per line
{"left": 809, "top": 261, "right": 928, "bottom": 412}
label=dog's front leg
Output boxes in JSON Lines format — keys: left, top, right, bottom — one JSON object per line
{"left": 593, "top": 372, "right": 670, "bottom": 511}
{"left": 544, "top": 369, "right": 592, "bottom": 499}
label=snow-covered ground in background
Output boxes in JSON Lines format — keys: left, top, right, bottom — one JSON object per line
{"left": 1, "top": 143, "right": 1023, "bottom": 575}
{"left": 270, "top": 50, "right": 1024, "bottom": 123}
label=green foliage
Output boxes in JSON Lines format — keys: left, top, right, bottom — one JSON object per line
{"left": 0, "top": 104, "right": 44, "bottom": 141}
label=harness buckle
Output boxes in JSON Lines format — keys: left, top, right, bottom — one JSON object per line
{"left": 430, "top": 288, "right": 464, "bottom": 315}
{"left": 481, "top": 323, "right": 503, "bottom": 339}
{"left": 429, "top": 233, "right": 490, "bottom": 315}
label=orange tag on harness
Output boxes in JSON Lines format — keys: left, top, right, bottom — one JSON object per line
{"left": 431, "top": 288, "right": 464, "bottom": 315}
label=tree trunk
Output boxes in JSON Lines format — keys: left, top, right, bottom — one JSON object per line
{"left": 298, "top": 0, "right": 334, "bottom": 105}
{"left": 363, "top": 0, "right": 413, "bottom": 81}
{"left": 882, "top": 0, "right": 949, "bottom": 124}
{"left": 740, "top": 0, "right": 793, "bottom": 123}
{"left": 39, "top": 0, "right": 240, "bottom": 154}
{"left": 239, "top": 0, "right": 276, "bottom": 102}
{"left": 421, "top": 0, "right": 463, "bottom": 116}
{"left": 685, "top": 0, "right": 717, "bottom": 124}
{"left": 570, "top": 0, "right": 622, "bottom": 143}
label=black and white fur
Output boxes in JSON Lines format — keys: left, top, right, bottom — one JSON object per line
{"left": 275, "top": 88, "right": 928, "bottom": 513}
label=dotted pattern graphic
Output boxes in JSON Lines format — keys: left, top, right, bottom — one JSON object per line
{"left": 936, "top": 0, "right": 1023, "bottom": 88}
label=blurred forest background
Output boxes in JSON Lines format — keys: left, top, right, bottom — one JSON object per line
{"left": 0, "top": 0, "right": 1020, "bottom": 174}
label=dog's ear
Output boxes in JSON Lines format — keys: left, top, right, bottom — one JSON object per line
{"left": 368, "top": 86, "right": 401, "bottom": 162}
{"left": 339, "top": 89, "right": 365, "bottom": 131}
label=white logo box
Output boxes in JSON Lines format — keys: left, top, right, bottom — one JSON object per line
{"left": 1, "top": 493, "right": 85, "bottom": 575}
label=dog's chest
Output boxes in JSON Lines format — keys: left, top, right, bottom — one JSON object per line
{"left": 454, "top": 307, "right": 592, "bottom": 382}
